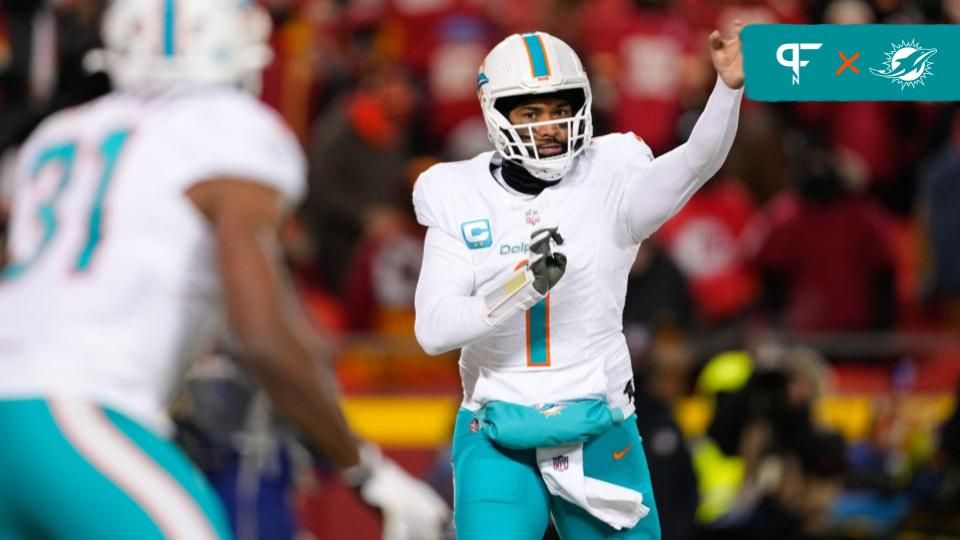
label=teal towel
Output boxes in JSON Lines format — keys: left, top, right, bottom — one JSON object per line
{"left": 477, "top": 400, "right": 624, "bottom": 450}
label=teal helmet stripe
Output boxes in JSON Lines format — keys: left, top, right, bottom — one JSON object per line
{"left": 522, "top": 33, "right": 551, "bottom": 78}
{"left": 163, "top": 0, "right": 175, "bottom": 57}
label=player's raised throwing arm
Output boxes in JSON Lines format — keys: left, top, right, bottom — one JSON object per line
{"left": 625, "top": 21, "right": 745, "bottom": 241}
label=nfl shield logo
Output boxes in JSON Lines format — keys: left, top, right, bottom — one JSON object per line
{"left": 469, "top": 418, "right": 480, "bottom": 433}
{"left": 526, "top": 209, "right": 540, "bottom": 226}
{"left": 553, "top": 455, "right": 569, "bottom": 471}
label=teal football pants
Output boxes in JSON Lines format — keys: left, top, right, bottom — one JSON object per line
{"left": 451, "top": 408, "right": 661, "bottom": 539}
{"left": 0, "top": 398, "right": 230, "bottom": 540}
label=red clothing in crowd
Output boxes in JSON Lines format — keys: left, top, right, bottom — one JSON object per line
{"left": 380, "top": 0, "right": 494, "bottom": 141}
{"left": 791, "top": 102, "right": 900, "bottom": 187}
{"left": 678, "top": 0, "right": 806, "bottom": 35}
{"left": 656, "top": 179, "right": 758, "bottom": 323}
{"left": 749, "top": 193, "right": 897, "bottom": 333}
{"left": 421, "top": 14, "right": 493, "bottom": 140}
{"left": 386, "top": 0, "right": 483, "bottom": 72}
{"left": 0, "top": 10, "right": 7, "bottom": 66}
{"left": 343, "top": 223, "right": 424, "bottom": 333}
{"left": 580, "top": 0, "right": 696, "bottom": 154}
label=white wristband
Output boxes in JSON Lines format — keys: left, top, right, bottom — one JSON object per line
{"left": 340, "top": 443, "right": 381, "bottom": 487}
{"left": 483, "top": 265, "right": 545, "bottom": 323}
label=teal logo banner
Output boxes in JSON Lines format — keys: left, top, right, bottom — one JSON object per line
{"left": 743, "top": 25, "right": 960, "bottom": 101}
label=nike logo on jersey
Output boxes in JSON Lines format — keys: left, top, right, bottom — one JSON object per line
{"left": 613, "top": 444, "right": 632, "bottom": 460}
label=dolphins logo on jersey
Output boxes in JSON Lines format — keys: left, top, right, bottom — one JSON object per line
{"left": 870, "top": 39, "right": 937, "bottom": 89}
{"left": 538, "top": 403, "right": 565, "bottom": 417}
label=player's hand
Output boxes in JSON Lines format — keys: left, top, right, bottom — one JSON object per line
{"left": 709, "top": 19, "right": 744, "bottom": 89}
{"left": 529, "top": 227, "right": 566, "bottom": 295}
{"left": 344, "top": 444, "right": 450, "bottom": 540}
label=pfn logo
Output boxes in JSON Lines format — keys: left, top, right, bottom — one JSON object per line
{"left": 777, "top": 43, "right": 823, "bottom": 85}
{"left": 461, "top": 219, "right": 493, "bottom": 250}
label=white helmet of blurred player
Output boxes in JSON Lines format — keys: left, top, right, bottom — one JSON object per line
{"left": 88, "top": 0, "right": 273, "bottom": 90}
{"left": 478, "top": 32, "right": 593, "bottom": 181}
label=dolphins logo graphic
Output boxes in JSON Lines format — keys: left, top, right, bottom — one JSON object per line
{"left": 870, "top": 39, "right": 937, "bottom": 89}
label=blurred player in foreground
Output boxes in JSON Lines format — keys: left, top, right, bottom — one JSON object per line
{"left": 413, "top": 25, "right": 744, "bottom": 539}
{"left": 0, "top": 1, "right": 447, "bottom": 538}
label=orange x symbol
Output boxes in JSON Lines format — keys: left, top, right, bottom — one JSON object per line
{"left": 836, "top": 51, "right": 860, "bottom": 75}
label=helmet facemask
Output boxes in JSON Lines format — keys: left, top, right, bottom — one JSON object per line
{"left": 486, "top": 89, "right": 593, "bottom": 181}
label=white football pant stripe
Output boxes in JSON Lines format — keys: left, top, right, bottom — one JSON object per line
{"left": 50, "top": 397, "right": 218, "bottom": 540}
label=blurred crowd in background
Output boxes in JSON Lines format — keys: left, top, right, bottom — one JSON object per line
{"left": 2, "top": 0, "right": 960, "bottom": 538}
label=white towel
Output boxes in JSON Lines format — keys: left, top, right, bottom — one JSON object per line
{"left": 537, "top": 444, "right": 650, "bottom": 531}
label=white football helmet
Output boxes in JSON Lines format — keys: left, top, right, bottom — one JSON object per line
{"left": 478, "top": 32, "right": 593, "bottom": 181}
{"left": 88, "top": 0, "right": 273, "bottom": 90}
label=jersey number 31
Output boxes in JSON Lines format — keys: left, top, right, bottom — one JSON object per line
{"left": 3, "top": 129, "right": 131, "bottom": 279}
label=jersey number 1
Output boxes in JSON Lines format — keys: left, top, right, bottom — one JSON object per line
{"left": 526, "top": 295, "right": 551, "bottom": 367}
{"left": 2, "top": 129, "right": 131, "bottom": 278}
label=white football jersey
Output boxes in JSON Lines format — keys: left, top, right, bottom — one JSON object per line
{"left": 0, "top": 87, "right": 305, "bottom": 432}
{"left": 413, "top": 133, "right": 656, "bottom": 417}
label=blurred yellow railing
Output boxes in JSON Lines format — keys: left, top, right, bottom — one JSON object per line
{"left": 342, "top": 393, "right": 956, "bottom": 449}
{"left": 342, "top": 395, "right": 460, "bottom": 448}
